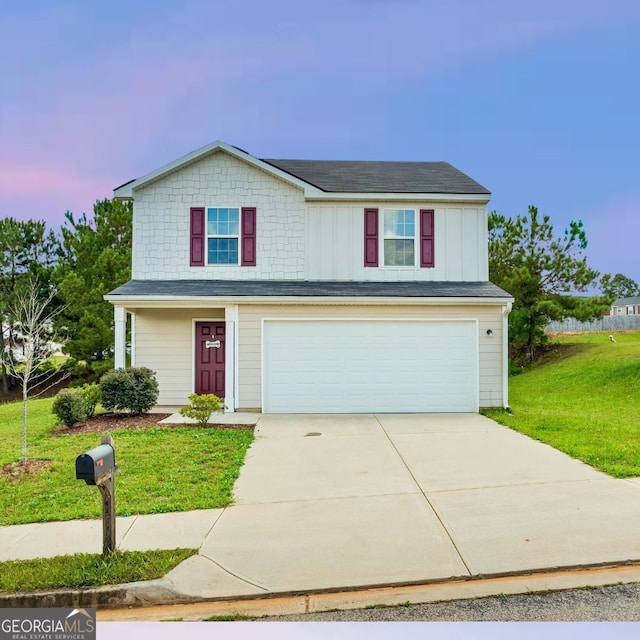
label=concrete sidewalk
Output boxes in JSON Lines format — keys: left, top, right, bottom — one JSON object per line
{"left": 2, "top": 413, "right": 640, "bottom": 608}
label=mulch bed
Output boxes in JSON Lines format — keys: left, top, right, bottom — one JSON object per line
{"left": 1, "top": 459, "right": 53, "bottom": 478}
{"left": 52, "top": 412, "right": 254, "bottom": 435}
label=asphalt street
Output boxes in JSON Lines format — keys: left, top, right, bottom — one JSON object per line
{"left": 262, "top": 583, "right": 640, "bottom": 622}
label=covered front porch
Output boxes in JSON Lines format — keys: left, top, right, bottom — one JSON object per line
{"left": 111, "top": 303, "right": 240, "bottom": 412}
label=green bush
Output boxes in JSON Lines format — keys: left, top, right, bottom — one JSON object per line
{"left": 51, "top": 389, "right": 87, "bottom": 428}
{"left": 78, "top": 383, "right": 101, "bottom": 418}
{"left": 179, "top": 393, "right": 226, "bottom": 427}
{"left": 100, "top": 367, "right": 159, "bottom": 415}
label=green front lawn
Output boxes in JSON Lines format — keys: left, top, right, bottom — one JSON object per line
{"left": 0, "top": 398, "right": 253, "bottom": 525}
{"left": 484, "top": 331, "right": 640, "bottom": 478}
{"left": 0, "top": 549, "right": 197, "bottom": 593}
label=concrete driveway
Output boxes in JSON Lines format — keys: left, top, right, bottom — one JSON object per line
{"left": 163, "top": 413, "right": 640, "bottom": 598}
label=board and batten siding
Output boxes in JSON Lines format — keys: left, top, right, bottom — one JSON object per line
{"left": 133, "top": 308, "right": 224, "bottom": 406}
{"left": 131, "top": 151, "right": 307, "bottom": 280}
{"left": 305, "top": 203, "right": 488, "bottom": 281}
{"left": 237, "top": 304, "right": 504, "bottom": 411}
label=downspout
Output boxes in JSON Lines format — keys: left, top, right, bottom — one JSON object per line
{"left": 502, "top": 301, "right": 513, "bottom": 410}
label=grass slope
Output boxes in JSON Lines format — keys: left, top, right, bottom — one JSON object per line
{"left": 0, "top": 397, "right": 253, "bottom": 525}
{"left": 484, "top": 331, "right": 640, "bottom": 477}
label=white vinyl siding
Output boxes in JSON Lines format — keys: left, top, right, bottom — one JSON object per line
{"left": 133, "top": 308, "right": 224, "bottom": 407}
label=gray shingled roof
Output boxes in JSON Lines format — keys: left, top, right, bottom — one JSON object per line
{"left": 612, "top": 296, "right": 640, "bottom": 306}
{"left": 108, "top": 280, "right": 511, "bottom": 298}
{"left": 262, "top": 159, "right": 490, "bottom": 194}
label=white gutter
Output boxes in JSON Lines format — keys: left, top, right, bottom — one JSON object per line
{"left": 503, "top": 301, "right": 513, "bottom": 409}
{"left": 302, "top": 191, "right": 490, "bottom": 204}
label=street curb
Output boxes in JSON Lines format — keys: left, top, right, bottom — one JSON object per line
{"left": 3, "top": 562, "right": 640, "bottom": 615}
{"left": 0, "top": 578, "right": 200, "bottom": 609}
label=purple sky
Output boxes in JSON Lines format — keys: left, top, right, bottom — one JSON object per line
{"left": 1, "top": 0, "right": 639, "bottom": 283}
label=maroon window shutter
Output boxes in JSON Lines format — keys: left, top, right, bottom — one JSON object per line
{"left": 241, "top": 207, "right": 256, "bottom": 266}
{"left": 190, "top": 207, "right": 205, "bottom": 266}
{"left": 364, "top": 208, "right": 379, "bottom": 267}
{"left": 420, "top": 209, "right": 435, "bottom": 268}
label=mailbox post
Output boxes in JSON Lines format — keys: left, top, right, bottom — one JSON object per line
{"left": 75, "top": 434, "right": 118, "bottom": 555}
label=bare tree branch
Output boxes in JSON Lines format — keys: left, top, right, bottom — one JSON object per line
{"left": 5, "top": 279, "right": 67, "bottom": 464}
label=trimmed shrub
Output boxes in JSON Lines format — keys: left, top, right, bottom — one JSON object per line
{"left": 52, "top": 389, "right": 87, "bottom": 428}
{"left": 179, "top": 393, "right": 227, "bottom": 427}
{"left": 100, "top": 367, "right": 159, "bottom": 415}
{"left": 78, "top": 383, "right": 102, "bottom": 418}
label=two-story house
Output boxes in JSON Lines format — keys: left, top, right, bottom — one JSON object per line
{"left": 106, "top": 141, "right": 512, "bottom": 414}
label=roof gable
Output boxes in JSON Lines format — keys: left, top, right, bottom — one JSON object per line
{"left": 114, "top": 141, "right": 313, "bottom": 198}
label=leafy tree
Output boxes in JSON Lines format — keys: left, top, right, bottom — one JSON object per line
{"left": 55, "top": 199, "right": 132, "bottom": 364}
{"left": 599, "top": 273, "right": 640, "bottom": 301}
{"left": 489, "top": 205, "right": 606, "bottom": 361}
{"left": 0, "top": 218, "right": 59, "bottom": 393}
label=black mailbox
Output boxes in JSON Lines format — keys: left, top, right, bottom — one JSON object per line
{"left": 75, "top": 444, "right": 115, "bottom": 485}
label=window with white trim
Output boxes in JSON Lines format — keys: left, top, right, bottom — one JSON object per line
{"left": 207, "top": 207, "right": 240, "bottom": 264}
{"left": 383, "top": 209, "right": 415, "bottom": 266}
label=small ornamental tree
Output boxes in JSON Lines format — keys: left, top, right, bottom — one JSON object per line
{"left": 100, "top": 367, "right": 159, "bottom": 415}
{"left": 6, "top": 279, "right": 68, "bottom": 464}
{"left": 179, "top": 393, "right": 226, "bottom": 427}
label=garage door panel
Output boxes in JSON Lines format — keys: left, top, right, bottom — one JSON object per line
{"left": 263, "top": 320, "right": 477, "bottom": 413}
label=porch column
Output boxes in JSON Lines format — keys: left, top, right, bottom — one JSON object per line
{"left": 224, "top": 305, "right": 239, "bottom": 412}
{"left": 130, "top": 313, "right": 136, "bottom": 367}
{"left": 114, "top": 306, "right": 127, "bottom": 369}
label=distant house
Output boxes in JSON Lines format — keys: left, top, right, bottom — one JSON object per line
{"left": 610, "top": 296, "right": 640, "bottom": 316}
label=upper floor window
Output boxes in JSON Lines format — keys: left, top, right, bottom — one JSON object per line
{"left": 364, "top": 207, "right": 434, "bottom": 269}
{"left": 383, "top": 209, "right": 415, "bottom": 266}
{"left": 207, "top": 207, "right": 240, "bottom": 264}
{"left": 190, "top": 206, "right": 256, "bottom": 267}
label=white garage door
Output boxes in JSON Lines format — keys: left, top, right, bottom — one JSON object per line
{"left": 262, "top": 320, "right": 478, "bottom": 413}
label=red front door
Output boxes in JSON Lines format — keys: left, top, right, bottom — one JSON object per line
{"left": 195, "top": 321, "right": 225, "bottom": 397}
